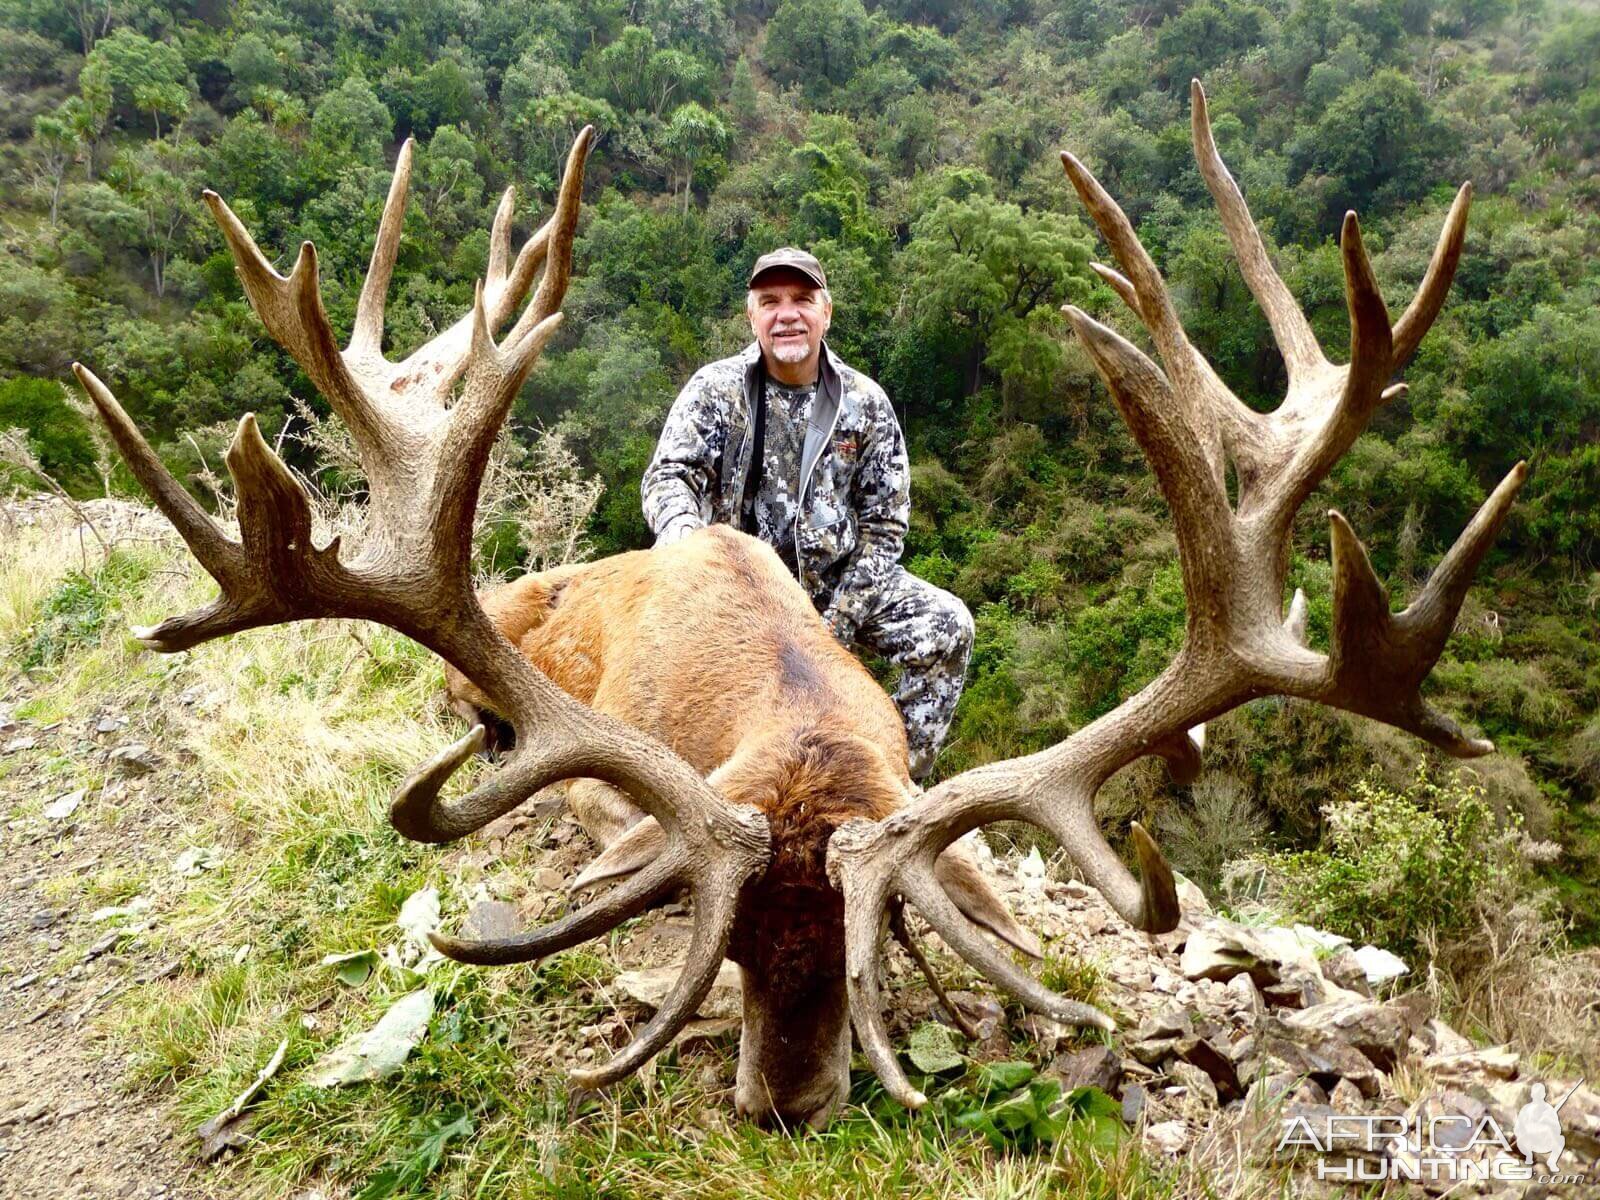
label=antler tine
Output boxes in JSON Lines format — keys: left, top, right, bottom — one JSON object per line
{"left": 1189, "top": 80, "right": 1325, "bottom": 383}
{"left": 1393, "top": 182, "right": 1472, "bottom": 366}
{"left": 349, "top": 139, "right": 415, "bottom": 362}
{"left": 205, "top": 194, "right": 389, "bottom": 453}
{"left": 504, "top": 126, "right": 593, "bottom": 350}
{"left": 1311, "top": 461, "right": 1526, "bottom": 756}
{"left": 1062, "top": 306, "right": 1232, "bottom": 614}
{"left": 569, "top": 866, "right": 749, "bottom": 1089}
{"left": 1059, "top": 152, "right": 1199, "bottom": 391}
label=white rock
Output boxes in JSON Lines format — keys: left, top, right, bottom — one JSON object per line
{"left": 44, "top": 789, "right": 85, "bottom": 820}
{"left": 1352, "top": 945, "right": 1409, "bottom": 986}
{"left": 617, "top": 959, "right": 743, "bottom": 1021}
{"left": 1143, "top": 1120, "right": 1189, "bottom": 1155}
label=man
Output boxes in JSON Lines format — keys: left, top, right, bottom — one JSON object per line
{"left": 642, "top": 247, "right": 974, "bottom": 779}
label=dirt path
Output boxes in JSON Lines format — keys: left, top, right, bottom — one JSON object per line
{"left": 0, "top": 695, "right": 216, "bottom": 1200}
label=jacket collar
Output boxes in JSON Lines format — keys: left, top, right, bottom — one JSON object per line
{"left": 740, "top": 339, "right": 842, "bottom": 411}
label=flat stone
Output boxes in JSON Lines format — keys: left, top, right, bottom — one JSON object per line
{"left": 1422, "top": 1044, "right": 1519, "bottom": 1081}
{"left": 3, "top": 735, "right": 37, "bottom": 754}
{"left": 108, "top": 743, "right": 159, "bottom": 775}
{"left": 459, "top": 900, "right": 522, "bottom": 942}
{"left": 1121, "top": 1082, "right": 1146, "bottom": 1125}
{"left": 1047, "top": 1045, "right": 1122, "bottom": 1095}
{"left": 616, "top": 959, "right": 742, "bottom": 1021}
{"left": 531, "top": 867, "right": 565, "bottom": 891}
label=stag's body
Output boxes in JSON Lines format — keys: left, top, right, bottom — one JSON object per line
{"left": 453, "top": 523, "right": 909, "bottom": 826}
{"left": 446, "top": 525, "right": 1033, "bottom": 1126}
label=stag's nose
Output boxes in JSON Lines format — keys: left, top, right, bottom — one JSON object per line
{"left": 735, "top": 1079, "right": 847, "bottom": 1132}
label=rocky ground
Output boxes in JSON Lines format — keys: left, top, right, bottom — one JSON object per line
{"left": 0, "top": 705, "right": 217, "bottom": 1198}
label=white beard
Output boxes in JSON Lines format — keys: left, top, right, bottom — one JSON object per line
{"left": 771, "top": 337, "right": 811, "bottom": 363}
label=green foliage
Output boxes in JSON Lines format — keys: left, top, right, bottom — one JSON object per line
{"left": 18, "top": 552, "right": 154, "bottom": 671}
{"left": 1250, "top": 768, "right": 1550, "bottom": 967}
{"left": 0, "top": 376, "right": 98, "bottom": 494}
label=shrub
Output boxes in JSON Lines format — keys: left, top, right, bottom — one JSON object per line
{"left": 1240, "top": 766, "right": 1558, "bottom": 982}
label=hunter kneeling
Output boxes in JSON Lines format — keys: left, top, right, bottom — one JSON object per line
{"left": 642, "top": 248, "right": 974, "bottom": 783}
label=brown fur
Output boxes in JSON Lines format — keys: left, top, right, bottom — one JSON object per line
{"left": 445, "top": 526, "right": 1013, "bottom": 1128}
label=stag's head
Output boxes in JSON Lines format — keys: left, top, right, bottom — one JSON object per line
{"left": 74, "top": 79, "right": 1522, "bottom": 1133}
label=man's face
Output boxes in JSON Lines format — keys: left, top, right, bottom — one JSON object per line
{"left": 748, "top": 269, "right": 832, "bottom": 369}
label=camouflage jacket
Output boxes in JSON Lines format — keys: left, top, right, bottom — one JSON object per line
{"left": 641, "top": 340, "right": 910, "bottom": 632}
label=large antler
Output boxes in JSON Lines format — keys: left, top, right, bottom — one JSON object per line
{"left": 828, "top": 80, "right": 1525, "bottom": 1108}
{"left": 72, "top": 133, "right": 769, "bottom": 1088}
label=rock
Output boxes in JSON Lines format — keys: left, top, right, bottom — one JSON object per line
{"left": 1352, "top": 944, "right": 1409, "bottom": 987}
{"left": 1178, "top": 917, "right": 1321, "bottom": 987}
{"left": 945, "top": 992, "right": 1006, "bottom": 1044}
{"left": 532, "top": 867, "right": 565, "bottom": 891}
{"left": 1261, "top": 966, "right": 1325, "bottom": 1009}
{"left": 1047, "top": 1045, "right": 1122, "bottom": 1095}
{"left": 94, "top": 715, "right": 126, "bottom": 735}
{"left": 1224, "top": 972, "right": 1263, "bottom": 1015}
{"left": 1422, "top": 1044, "right": 1519, "bottom": 1081}
{"left": 1168, "top": 1060, "right": 1218, "bottom": 1108}
{"left": 4, "top": 735, "right": 37, "bottom": 754}
{"left": 1175, "top": 1034, "right": 1243, "bottom": 1102}
{"left": 1260, "top": 1019, "right": 1385, "bottom": 1098}
{"left": 44, "top": 789, "right": 85, "bottom": 820}
{"left": 1173, "top": 872, "right": 1212, "bottom": 918}
{"left": 1121, "top": 1083, "right": 1146, "bottom": 1125}
{"left": 616, "top": 959, "right": 742, "bottom": 1021}
{"left": 459, "top": 900, "right": 522, "bottom": 942}
{"left": 1319, "top": 946, "right": 1372, "bottom": 996}
{"left": 1143, "top": 1120, "right": 1189, "bottom": 1155}
{"left": 1422, "top": 1018, "right": 1473, "bottom": 1057}
{"left": 108, "top": 743, "right": 159, "bottom": 775}
{"left": 1278, "top": 999, "right": 1412, "bottom": 1072}
{"left": 1327, "top": 1077, "right": 1365, "bottom": 1111}
{"left": 1243, "top": 1072, "right": 1299, "bottom": 1110}
{"left": 29, "top": 908, "right": 59, "bottom": 929}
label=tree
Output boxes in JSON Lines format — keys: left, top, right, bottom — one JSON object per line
{"left": 84, "top": 27, "right": 193, "bottom": 138}
{"left": 309, "top": 73, "right": 393, "bottom": 166}
{"left": 764, "top": 0, "right": 871, "bottom": 100}
{"left": 106, "top": 141, "right": 201, "bottom": 297}
{"left": 662, "top": 103, "right": 728, "bottom": 213}
{"left": 1288, "top": 69, "right": 1448, "bottom": 219}
{"left": 902, "top": 194, "right": 1092, "bottom": 396}
{"left": 729, "top": 55, "right": 759, "bottom": 131}
{"left": 32, "top": 109, "right": 78, "bottom": 227}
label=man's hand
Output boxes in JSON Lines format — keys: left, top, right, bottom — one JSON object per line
{"left": 653, "top": 516, "right": 702, "bottom": 547}
{"left": 821, "top": 606, "right": 858, "bottom": 645}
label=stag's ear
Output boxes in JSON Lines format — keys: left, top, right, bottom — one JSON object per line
{"left": 570, "top": 816, "right": 665, "bottom": 894}
{"left": 934, "top": 843, "right": 1044, "bottom": 958}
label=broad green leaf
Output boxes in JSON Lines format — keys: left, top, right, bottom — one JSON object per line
{"left": 906, "top": 1021, "right": 967, "bottom": 1073}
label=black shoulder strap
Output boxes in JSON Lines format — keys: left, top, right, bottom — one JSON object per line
{"left": 741, "top": 359, "right": 767, "bottom": 535}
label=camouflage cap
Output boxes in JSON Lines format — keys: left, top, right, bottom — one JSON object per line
{"left": 748, "top": 247, "right": 828, "bottom": 291}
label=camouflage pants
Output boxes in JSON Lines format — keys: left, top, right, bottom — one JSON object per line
{"left": 849, "top": 567, "right": 975, "bottom": 780}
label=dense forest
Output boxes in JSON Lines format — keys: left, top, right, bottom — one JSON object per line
{"left": 1, "top": 0, "right": 1596, "bottom": 938}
